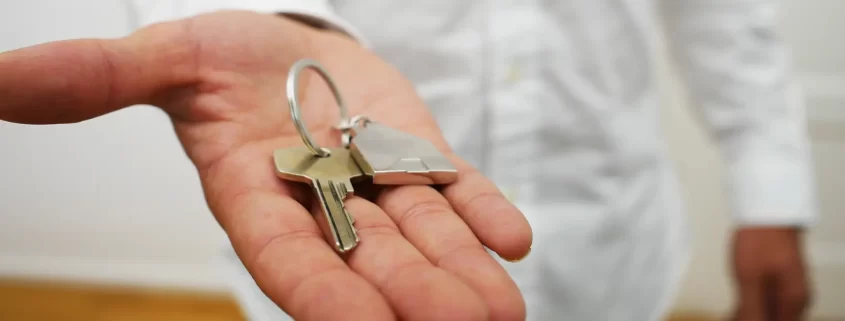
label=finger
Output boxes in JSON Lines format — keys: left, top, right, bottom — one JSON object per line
{"left": 378, "top": 185, "right": 526, "bottom": 321}
{"left": 225, "top": 191, "right": 395, "bottom": 321}
{"left": 735, "top": 278, "right": 769, "bottom": 321}
{"left": 0, "top": 21, "right": 197, "bottom": 124}
{"left": 341, "top": 197, "right": 489, "bottom": 321}
{"left": 440, "top": 157, "right": 533, "bottom": 261}
{"left": 773, "top": 264, "right": 811, "bottom": 321}
{"left": 732, "top": 249, "right": 770, "bottom": 320}
{"left": 205, "top": 145, "right": 393, "bottom": 321}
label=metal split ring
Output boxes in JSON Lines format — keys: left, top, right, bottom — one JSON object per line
{"left": 286, "top": 59, "right": 349, "bottom": 157}
{"left": 337, "top": 115, "right": 372, "bottom": 147}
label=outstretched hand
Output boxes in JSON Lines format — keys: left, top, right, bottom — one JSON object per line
{"left": 0, "top": 10, "right": 533, "bottom": 321}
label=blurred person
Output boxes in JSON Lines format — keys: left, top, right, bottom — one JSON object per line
{"left": 0, "top": 1, "right": 817, "bottom": 321}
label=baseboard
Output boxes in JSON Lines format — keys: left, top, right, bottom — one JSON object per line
{"left": 0, "top": 253, "right": 231, "bottom": 293}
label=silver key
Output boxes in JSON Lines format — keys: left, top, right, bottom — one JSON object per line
{"left": 273, "top": 146, "right": 364, "bottom": 253}
{"left": 348, "top": 121, "right": 458, "bottom": 185}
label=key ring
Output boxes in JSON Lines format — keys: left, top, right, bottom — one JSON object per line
{"left": 337, "top": 115, "right": 372, "bottom": 147}
{"left": 286, "top": 59, "right": 349, "bottom": 157}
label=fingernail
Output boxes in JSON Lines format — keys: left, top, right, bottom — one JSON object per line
{"left": 502, "top": 247, "right": 531, "bottom": 263}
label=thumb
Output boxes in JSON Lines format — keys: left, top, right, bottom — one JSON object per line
{"left": 0, "top": 20, "right": 198, "bottom": 124}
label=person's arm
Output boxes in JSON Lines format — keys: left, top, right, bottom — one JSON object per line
{"left": 127, "top": 0, "right": 370, "bottom": 46}
{"left": 659, "top": 1, "right": 815, "bottom": 320}
{"left": 1, "top": 4, "right": 533, "bottom": 320}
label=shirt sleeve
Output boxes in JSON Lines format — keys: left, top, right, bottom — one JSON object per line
{"left": 658, "top": 0, "right": 818, "bottom": 226}
{"left": 126, "top": 0, "right": 369, "bottom": 47}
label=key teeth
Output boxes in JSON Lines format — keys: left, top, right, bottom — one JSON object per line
{"left": 334, "top": 182, "right": 342, "bottom": 195}
{"left": 330, "top": 181, "right": 356, "bottom": 225}
{"left": 327, "top": 180, "right": 359, "bottom": 253}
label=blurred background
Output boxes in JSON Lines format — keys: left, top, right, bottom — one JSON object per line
{"left": 0, "top": 0, "right": 843, "bottom": 320}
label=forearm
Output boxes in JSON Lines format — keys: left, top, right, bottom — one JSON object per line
{"left": 659, "top": 0, "right": 817, "bottom": 227}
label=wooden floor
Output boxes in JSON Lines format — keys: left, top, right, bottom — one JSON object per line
{"left": 0, "top": 278, "right": 245, "bottom": 321}
{"left": 0, "top": 277, "right": 715, "bottom": 321}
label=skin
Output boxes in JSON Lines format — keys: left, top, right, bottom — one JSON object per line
{"left": 0, "top": 11, "right": 532, "bottom": 321}
{"left": 0, "top": 9, "right": 811, "bottom": 321}
{"left": 732, "top": 228, "right": 812, "bottom": 321}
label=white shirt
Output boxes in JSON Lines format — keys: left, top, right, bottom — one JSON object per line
{"left": 129, "top": 1, "right": 818, "bottom": 320}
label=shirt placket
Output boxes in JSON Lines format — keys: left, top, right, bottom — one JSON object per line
{"left": 485, "top": 0, "right": 544, "bottom": 203}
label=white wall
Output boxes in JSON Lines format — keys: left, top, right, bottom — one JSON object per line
{"left": 0, "top": 0, "right": 231, "bottom": 291}
{"left": 656, "top": 55, "right": 732, "bottom": 315}
{"left": 0, "top": 0, "right": 843, "bottom": 318}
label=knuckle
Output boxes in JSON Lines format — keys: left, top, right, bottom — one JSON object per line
{"left": 460, "top": 191, "right": 507, "bottom": 220}
{"left": 355, "top": 222, "right": 401, "bottom": 238}
{"left": 397, "top": 198, "right": 453, "bottom": 228}
{"left": 436, "top": 243, "right": 485, "bottom": 267}
{"left": 381, "top": 260, "right": 431, "bottom": 289}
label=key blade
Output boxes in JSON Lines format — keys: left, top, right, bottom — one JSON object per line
{"left": 314, "top": 178, "right": 359, "bottom": 253}
{"left": 273, "top": 147, "right": 365, "bottom": 253}
{"left": 349, "top": 122, "right": 458, "bottom": 185}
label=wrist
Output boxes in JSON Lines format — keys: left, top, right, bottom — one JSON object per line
{"left": 734, "top": 225, "right": 806, "bottom": 235}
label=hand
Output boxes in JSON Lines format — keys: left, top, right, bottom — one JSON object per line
{"left": 731, "top": 227, "right": 812, "bottom": 321}
{"left": 0, "top": 10, "right": 532, "bottom": 321}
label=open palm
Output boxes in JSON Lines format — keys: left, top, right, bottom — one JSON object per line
{"left": 0, "top": 10, "right": 532, "bottom": 321}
